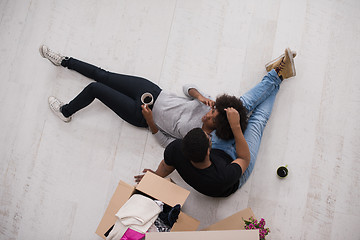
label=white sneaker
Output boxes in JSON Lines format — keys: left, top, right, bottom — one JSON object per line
{"left": 39, "top": 45, "right": 65, "bottom": 66}
{"left": 48, "top": 96, "right": 72, "bottom": 122}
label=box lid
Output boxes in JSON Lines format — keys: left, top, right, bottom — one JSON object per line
{"left": 146, "top": 229, "right": 259, "bottom": 240}
{"left": 136, "top": 171, "right": 190, "bottom": 207}
{"left": 202, "top": 208, "right": 254, "bottom": 231}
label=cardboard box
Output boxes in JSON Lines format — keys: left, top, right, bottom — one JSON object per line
{"left": 95, "top": 172, "right": 200, "bottom": 239}
{"left": 146, "top": 207, "right": 259, "bottom": 239}
{"left": 202, "top": 208, "right": 255, "bottom": 231}
{"left": 96, "top": 172, "right": 259, "bottom": 239}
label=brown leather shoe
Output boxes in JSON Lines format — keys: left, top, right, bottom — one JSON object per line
{"left": 265, "top": 51, "right": 297, "bottom": 72}
{"left": 274, "top": 48, "right": 296, "bottom": 80}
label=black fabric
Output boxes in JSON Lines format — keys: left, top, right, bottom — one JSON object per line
{"left": 158, "top": 204, "right": 181, "bottom": 228}
{"left": 60, "top": 57, "right": 70, "bottom": 67}
{"left": 60, "top": 57, "right": 162, "bottom": 127}
{"left": 164, "top": 140, "right": 242, "bottom": 197}
{"left": 104, "top": 224, "right": 114, "bottom": 237}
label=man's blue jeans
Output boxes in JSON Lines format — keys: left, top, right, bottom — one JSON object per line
{"left": 211, "top": 70, "right": 282, "bottom": 188}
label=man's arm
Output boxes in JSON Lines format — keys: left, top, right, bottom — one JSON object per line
{"left": 134, "top": 159, "right": 175, "bottom": 183}
{"left": 225, "top": 107, "right": 251, "bottom": 172}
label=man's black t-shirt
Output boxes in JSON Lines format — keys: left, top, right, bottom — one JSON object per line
{"left": 164, "top": 139, "right": 242, "bottom": 197}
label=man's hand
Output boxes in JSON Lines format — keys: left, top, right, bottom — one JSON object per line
{"left": 134, "top": 168, "right": 155, "bottom": 183}
{"left": 224, "top": 107, "right": 240, "bottom": 128}
{"left": 225, "top": 107, "right": 250, "bottom": 172}
{"left": 134, "top": 160, "right": 175, "bottom": 183}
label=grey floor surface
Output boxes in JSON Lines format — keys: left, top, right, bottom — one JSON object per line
{"left": 1, "top": 0, "right": 360, "bottom": 239}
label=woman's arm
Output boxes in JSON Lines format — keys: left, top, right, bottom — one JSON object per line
{"left": 188, "top": 88, "right": 215, "bottom": 108}
{"left": 141, "top": 104, "right": 177, "bottom": 147}
{"left": 183, "top": 84, "right": 215, "bottom": 108}
{"left": 141, "top": 104, "right": 158, "bottom": 134}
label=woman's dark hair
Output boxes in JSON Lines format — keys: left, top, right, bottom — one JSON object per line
{"left": 182, "top": 128, "right": 209, "bottom": 163}
{"left": 214, "top": 94, "right": 248, "bottom": 140}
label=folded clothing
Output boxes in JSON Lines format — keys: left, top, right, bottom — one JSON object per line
{"left": 117, "top": 194, "right": 161, "bottom": 226}
{"left": 106, "top": 194, "right": 162, "bottom": 240}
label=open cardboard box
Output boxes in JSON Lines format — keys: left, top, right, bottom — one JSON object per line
{"left": 96, "top": 172, "right": 259, "bottom": 239}
{"left": 96, "top": 171, "right": 200, "bottom": 239}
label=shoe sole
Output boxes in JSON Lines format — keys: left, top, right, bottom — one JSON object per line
{"left": 39, "top": 45, "right": 46, "bottom": 58}
{"left": 285, "top": 48, "right": 296, "bottom": 77}
{"left": 265, "top": 51, "right": 297, "bottom": 71}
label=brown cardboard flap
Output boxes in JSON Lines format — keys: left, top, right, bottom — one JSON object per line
{"left": 170, "top": 212, "right": 200, "bottom": 232}
{"left": 146, "top": 229, "right": 259, "bottom": 240}
{"left": 136, "top": 172, "right": 189, "bottom": 207}
{"left": 95, "top": 181, "right": 135, "bottom": 239}
{"left": 202, "top": 208, "right": 255, "bottom": 231}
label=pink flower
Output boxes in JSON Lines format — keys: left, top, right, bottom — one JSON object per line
{"left": 243, "top": 217, "right": 270, "bottom": 239}
{"left": 260, "top": 218, "right": 265, "bottom": 225}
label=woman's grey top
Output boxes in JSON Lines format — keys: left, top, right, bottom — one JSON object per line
{"left": 151, "top": 84, "right": 212, "bottom": 147}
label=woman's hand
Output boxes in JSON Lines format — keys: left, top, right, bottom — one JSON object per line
{"left": 141, "top": 104, "right": 154, "bottom": 123}
{"left": 188, "top": 88, "right": 215, "bottom": 108}
{"left": 141, "top": 104, "right": 159, "bottom": 134}
{"left": 197, "top": 95, "right": 215, "bottom": 108}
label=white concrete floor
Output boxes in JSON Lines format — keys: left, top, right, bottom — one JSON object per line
{"left": 1, "top": 0, "right": 360, "bottom": 239}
